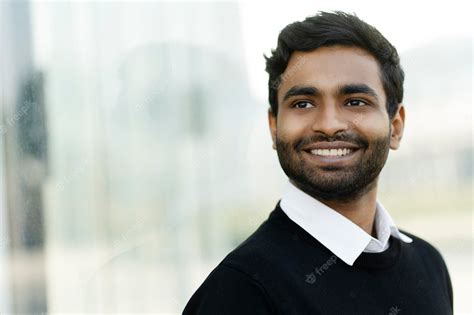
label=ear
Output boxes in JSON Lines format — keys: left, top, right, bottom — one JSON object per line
{"left": 390, "top": 104, "right": 405, "bottom": 150}
{"left": 268, "top": 108, "right": 277, "bottom": 150}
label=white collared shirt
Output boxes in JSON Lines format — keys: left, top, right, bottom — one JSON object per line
{"left": 280, "top": 180, "right": 413, "bottom": 266}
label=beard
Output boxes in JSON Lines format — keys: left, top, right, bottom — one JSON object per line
{"left": 275, "top": 130, "right": 391, "bottom": 203}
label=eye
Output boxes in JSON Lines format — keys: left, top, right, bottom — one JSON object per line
{"left": 293, "top": 101, "right": 314, "bottom": 109}
{"left": 346, "top": 99, "right": 368, "bottom": 107}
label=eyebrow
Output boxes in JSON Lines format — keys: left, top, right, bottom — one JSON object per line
{"left": 282, "top": 86, "right": 320, "bottom": 102}
{"left": 338, "top": 84, "right": 379, "bottom": 100}
{"left": 282, "top": 83, "right": 379, "bottom": 102}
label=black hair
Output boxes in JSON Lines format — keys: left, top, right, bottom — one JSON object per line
{"left": 264, "top": 11, "right": 404, "bottom": 119}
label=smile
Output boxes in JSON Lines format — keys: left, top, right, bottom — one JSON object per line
{"left": 303, "top": 147, "right": 361, "bottom": 166}
{"left": 310, "top": 148, "right": 354, "bottom": 157}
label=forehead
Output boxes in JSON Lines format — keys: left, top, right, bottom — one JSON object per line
{"left": 278, "top": 46, "right": 385, "bottom": 101}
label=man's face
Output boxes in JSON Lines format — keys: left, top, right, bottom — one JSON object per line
{"left": 268, "top": 45, "right": 405, "bottom": 203}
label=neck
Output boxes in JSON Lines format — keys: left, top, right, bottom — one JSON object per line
{"left": 292, "top": 179, "right": 379, "bottom": 237}
{"left": 320, "top": 189, "right": 378, "bottom": 237}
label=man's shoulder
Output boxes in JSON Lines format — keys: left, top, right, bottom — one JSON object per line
{"left": 182, "top": 215, "right": 286, "bottom": 314}
{"left": 398, "top": 228, "right": 453, "bottom": 309}
{"left": 398, "top": 229, "right": 442, "bottom": 253}
{"left": 219, "top": 206, "right": 333, "bottom": 281}
{"left": 221, "top": 216, "right": 288, "bottom": 272}
{"left": 183, "top": 254, "right": 276, "bottom": 314}
{"left": 398, "top": 228, "right": 449, "bottom": 269}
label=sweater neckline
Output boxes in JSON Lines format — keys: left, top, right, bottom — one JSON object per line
{"left": 270, "top": 202, "right": 402, "bottom": 269}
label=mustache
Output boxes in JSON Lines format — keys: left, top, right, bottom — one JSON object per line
{"left": 295, "top": 133, "right": 369, "bottom": 150}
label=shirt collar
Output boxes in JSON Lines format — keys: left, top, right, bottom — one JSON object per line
{"left": 279, "top": 180, "right": 413, "bottom": 266}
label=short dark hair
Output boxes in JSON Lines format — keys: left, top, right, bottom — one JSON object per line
{"left": 265, "top": 11, "right": 404, "bottom": 119}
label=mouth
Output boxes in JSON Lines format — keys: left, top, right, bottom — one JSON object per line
{"left": 302, "top": 147, "right": 362, "bottom": 166}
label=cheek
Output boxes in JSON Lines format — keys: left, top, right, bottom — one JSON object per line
{"left": 357, "top": 115, "right": 390, "bottom": 139}
{"left": 277, "top": 115, "right": 309, "bottom": 140}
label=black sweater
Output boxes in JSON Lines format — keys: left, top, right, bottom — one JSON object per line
{"left": 183, "top": 202, "right": 453, "bottom": 315}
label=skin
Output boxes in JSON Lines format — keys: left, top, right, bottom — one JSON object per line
{"left": 268, "top": 45, "right": 405, "bottom": 237}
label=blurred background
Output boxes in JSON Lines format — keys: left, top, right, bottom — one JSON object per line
{"left": 0, "top": 0, "right": 472, "bottom": 314}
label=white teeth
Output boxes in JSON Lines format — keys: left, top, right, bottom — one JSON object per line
{"left": 310, "top": 148, "right": 353, "bottom": 157}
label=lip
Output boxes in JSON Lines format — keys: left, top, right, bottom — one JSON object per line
{"left": 302, "top": 147, "right": 361, "bottom": 167}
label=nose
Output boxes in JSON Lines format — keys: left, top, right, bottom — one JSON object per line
{"left": 311, "top": 103, "right": 348, "bottom": 136}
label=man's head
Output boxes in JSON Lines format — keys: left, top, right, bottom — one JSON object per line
{"left": 265, "top": 11, "right": 406, "bottom": 203}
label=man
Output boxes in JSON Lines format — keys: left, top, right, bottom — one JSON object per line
{"left": 183, "top": 11, "right": 453, "bottom": 314}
